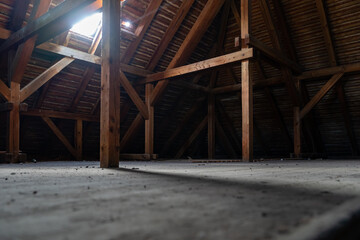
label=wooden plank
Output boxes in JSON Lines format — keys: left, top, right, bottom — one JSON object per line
{"left": 20, "top": 57, "right": 75, "bottom": 102}
{"left": 10, "top": 0, "right": 51, "bottom": 84}
{"left": 36, "top": 42, "right": 152, "bottom": 77}
{"left": 42, "top": 116, "right": 77, "bottom": 158}
{"left": 151, "top": 0, "right": 226, "bottom": 106}
{"left": 145, "top": 84, "right": 154, "bottom": 154}
{"left": 175, "top": 115, "right": 208, "bottom": 159}
{"left": 121, "top": 0, "right": 163, "bottom": 63}
{"left": 145, "top": 49, "right": 253, "bottom": 83}
{"left": 119, "top": 70, "right": 149, "bottom": 119}
{"left": 0, "top": 79, "right": 10, "bottom": 101}
{"left": 300, "top": 73, "right": 344, "bottom": 119}
{"left": 316, "top": 0, "right": 337, "bottom": 66}
{"left": 0, "top": 102, "right": 14, "bottom": 112}
{"left": 100, "top": 0, "right": 121, "bottom": 168}
{"left": 0, "top": 0, "right": 100, "bottom": 53}
{"left": 293, "top": 107, "right": 301, "bottom": 158}
{"left": 75, "top": 119, "right": 83, "bottom": 161}
{"left": 22, "top": 109, "right": 100, "bottom": 122}
{"left": 245, "top": 35, "right": 302, "bottom": 74}
{"left": 146, "top": 0, "right": 195, "bottom": 70}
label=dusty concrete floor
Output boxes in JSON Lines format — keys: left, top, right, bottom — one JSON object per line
{"left": 0, "top": 160, "right": 360, "bottom": 240}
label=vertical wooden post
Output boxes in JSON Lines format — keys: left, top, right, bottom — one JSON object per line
{"left": 75, "top": 119, "right": 83, "bottom": 161}
{"left": 145, "top": 83, "right": 154, "bottom": 154}
{"left": 294, "top": 106, "right": 301, "bottom": 158}
{"left": 208, "top": 93, "right": 215, "bottom": 159}
{"left": 7, "top": 82, "right": 20, "bottom": 163}
{"left": 241, "top": 0, "right": 253, "bottom": 162}
{"left": 100, "top": 0, "right": 121, "bottom": 168}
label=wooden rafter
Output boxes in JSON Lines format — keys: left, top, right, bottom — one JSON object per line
{"left": 150, "top": 0, "right": 226, "bottom": 106}
{"left": 0, "top": 80, "right": 10, "bottom": 101}
{"left": 10, "top": 0, "right": 51, "bottom": 84}
{"left": 22, "top": 109, "right": 99, "bottom": 122}
{"left": 121, "top": 0, "right": 163, "bottom": 63}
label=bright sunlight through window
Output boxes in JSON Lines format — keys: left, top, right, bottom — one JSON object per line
{"left": 71, "top": 12, "right": 102, "bottom": 37}
{"left": 71, "top": 12, "right": 133, "bottom": 37}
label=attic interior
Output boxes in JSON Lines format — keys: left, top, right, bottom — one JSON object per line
{"left": 1, "top": 0, "right": 360, "bottom": 239}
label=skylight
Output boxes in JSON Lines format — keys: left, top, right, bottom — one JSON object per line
{"left": 71, "top": 12, "right": 102, "bottom": 37}
{"left": 70, "top": 12, "right": 133, "bottom": 37}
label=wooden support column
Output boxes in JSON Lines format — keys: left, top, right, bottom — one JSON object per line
{"left": 294, "top": 107, "right": 301, "bottom": 157}
{"left": 75, "top": 119, "right": 83, "bottom": 161}
{"left": 7, "top": 82, "right": 21, "bottom": 162}
{"left": 241, "top": 0, "right": 253, "bottom": 162}
{"left": 208, "top": 72, "right": 217, "bottom": 159}
{"left": 100, "top": 0, "right": 121, "bottom": 168}
{"left": 145, "top": 84, "right": 154, "bottom": 154}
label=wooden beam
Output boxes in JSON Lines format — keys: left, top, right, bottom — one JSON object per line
{"left": 10, "top": 0, "right": 51, "bottom": 84}
{"left": 146, "top": 0, "right": 195, "bottom": 70}
{"left": 22, "top": 109, "right": 100, "bottom": 122}
{"left": 316, "top": 0, "right": 337, "bottom": 66}
{"left": 241, "top": 0, "right": 253, "bottom": 162}
{"left": 121, "top": 0, "right": 163, "bottom": 63}
{"left": 145, "top": 84, "right": 154, "bottom": 154}
{"left": 119, "top": 70, "right": 149, "bottom": 119}
{"left": 175, "top": 115, "right": 208, "bottom": 159}
{"left": 151, "top": 0, "right": 226, "bottom": 106}
{"left": 245, "top": 35, "right": 302, "bottom": 74}
{"left": 0, "top": 0, "right": 100, "bottom": 53}
{"left": 42, "top": 116, "right": 77, "bottom": 158}
{"left": 296, "top": 63, "right": 360, "bottom": 81}
{"left": 208, "top": 72, "right": 217, "bottom": 159}
{"left": 75, "top": 119, "right": 83, "bottom": 161}
{"left": 100, "top": 0, "right": 121, "bottom": 168}
{"left": 7, "top": 82, "right": 21, "bottom": 162}
{"left": 293, "top": 107, "right": 301, "bottom": 157}
{"left": 20, "top": 57, "right": 75, "bottom": 102}
{"left": 300, "top": 73, "right": 344, "bottom": 119}
{"left": 37, "top": 42, "right": 152, "bottom": 77}
{"left": 144, "top": 49, "right": 253, "bottom": 84}
{"left": 0, "top": 80, "right": 10, "bottom": 101}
